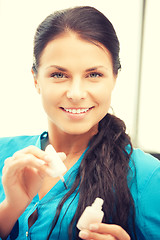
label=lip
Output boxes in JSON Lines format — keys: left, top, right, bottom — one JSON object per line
{"left": 60, "top": 107, "right": 94, "bottom": 120}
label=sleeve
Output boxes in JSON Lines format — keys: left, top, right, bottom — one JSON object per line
{"left": 137, "top": 166, "right": 160, "bottom": 239}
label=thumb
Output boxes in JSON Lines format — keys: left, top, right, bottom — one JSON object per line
{"left": 57, "top": 152, "right": 67, "bottom": 162}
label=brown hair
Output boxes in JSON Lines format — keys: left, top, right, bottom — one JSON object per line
{"left": 32, "top": 6, "right": 136, "bottom": 240}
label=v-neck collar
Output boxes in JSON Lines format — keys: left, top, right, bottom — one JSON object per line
{"left": 34, "top": 131, "right": 88, "bottom": 203}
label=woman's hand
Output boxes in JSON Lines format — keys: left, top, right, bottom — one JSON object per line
{"left": 0, "top": 145, "right": 66, "bottom": 238}
{"left": 79, "top": 223, "right": 130, "bottom": 240}
{"left": 2, "top": 145, "right": 66, "bottom": 211}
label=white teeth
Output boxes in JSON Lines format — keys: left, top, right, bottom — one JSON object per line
{"left": 72, "top": 109, "right": 77, "bottom": 114}
{"left": 64, "top": 108, "right": 90, "bottom": 114}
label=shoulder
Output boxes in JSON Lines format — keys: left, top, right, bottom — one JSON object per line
{"left": 0, "top": 134, "right": 39, "bottom": 146}
{"left": 0, "top": 134, "right": 40, "bottom": 162}
{"left": 129, "top": 149, "right": 160, "bottom": 239}
{"left": 130, "top": 148, "right": 160, "bottom": 177}
{"left": 129, "top": 148, "right": 160, "bottom": 196}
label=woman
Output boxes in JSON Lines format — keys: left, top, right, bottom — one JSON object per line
{"left": 0, "top": 6, "right": 160, "bottom": 240}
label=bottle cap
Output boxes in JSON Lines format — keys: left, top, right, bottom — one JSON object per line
{"left": 45, "top": 144, "right": 67, "bottom": 177}
{"left": 92, "top": 198, "right": 104, "bottom": 210}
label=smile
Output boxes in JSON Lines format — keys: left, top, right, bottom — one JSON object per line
{"left": 61, "top": 107, "right": 93, "bottom": 114}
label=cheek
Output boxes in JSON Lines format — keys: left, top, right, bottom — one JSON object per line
{"left": 96, "top": 88, "right": 113, "bottom": 119}
{"left": 98, "top": 87, "right": 112, "bottom": 106}
{"left": 40, "top": 86, "right": 58, "bottom": 110}
{"left": 40, "top": 83, "right": 60, "bottom": 100}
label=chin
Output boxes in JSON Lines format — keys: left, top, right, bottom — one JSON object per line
{"left": 65, "top": 129, "right": 89, "bottom": 135}
{"left": 63, "top": 124, "right": 97, "bottom": 136}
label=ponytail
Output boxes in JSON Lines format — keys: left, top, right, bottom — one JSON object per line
{"left": 48, "top": 114, "right": 136, "bottom": 239}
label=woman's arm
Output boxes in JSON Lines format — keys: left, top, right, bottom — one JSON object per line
{"left": 0, "top": 146, "right": 49, "bottom": 239}
{"left": 0, "top": 200, "right": 22, "bottom": 239}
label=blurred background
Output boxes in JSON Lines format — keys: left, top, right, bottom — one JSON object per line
{"left": 0, "top": 0, "right": 159, "bottom": 156}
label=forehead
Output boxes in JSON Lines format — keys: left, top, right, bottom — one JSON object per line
{"left": 39, "top": 32, "right": 113, "bottom": 70}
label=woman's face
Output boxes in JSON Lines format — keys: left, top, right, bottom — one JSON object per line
{"left": 34, "top": 33, "right": 117, "bottom": 135}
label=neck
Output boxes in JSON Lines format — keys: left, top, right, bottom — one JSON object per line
{"left": 47, "top": 124, "right": 97, "bottom": 156}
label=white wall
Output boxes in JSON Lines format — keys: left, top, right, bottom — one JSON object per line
{"left": 0, "top": 0, "right": 142, "bottom": 146}
{"left": 137, "top": 0, "right": 160, "bottom": 153}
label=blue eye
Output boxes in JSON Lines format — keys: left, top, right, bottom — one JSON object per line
{"left": 50, "top": 72, "right": 67, "bottom": 78}
{"left": 88, "top": 72, "right": 103, "bottom": 78}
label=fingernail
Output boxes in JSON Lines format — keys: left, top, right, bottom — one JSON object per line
{"left": 79, "top": 230, "right": 89, "bottom": 238}
{"left": 89, "top": 223, "right": 99, "bottom": 231}
{"left": 44, "top": 155, "right": 50, "bottom": 160}
{"left": 37, "top": 160, "right": 46, "bottom": 165}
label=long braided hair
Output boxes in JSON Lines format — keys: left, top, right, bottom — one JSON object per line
{"left": 47, "top": 114, "right": 136, "bottom": 239}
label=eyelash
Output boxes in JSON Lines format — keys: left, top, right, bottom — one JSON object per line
{"left": 50, "top": 71, "right": 103, "bottom": 79}
{"left": 50, "top": 72, "right": 68, "bottom": 78}
{"left": 87, "top": 72, "right": 103, "bottom": 78}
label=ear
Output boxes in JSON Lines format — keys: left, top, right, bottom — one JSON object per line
{"left": 112, "top": 73, "right": 117, "bottom": 91}
{"left": 31, "top": 68, "right": 40, "bottom": 94}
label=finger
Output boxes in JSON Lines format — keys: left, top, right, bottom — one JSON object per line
{"left": 89, "top": 224, "right": 130, "bottom": 240}
{"left": 4, "top": 156, "right": 12, "bottom": 165}
{"left": 2, "top": 158, "right": 11, "bottom": 176}
{"left": 3, "top": 157, "right": 13, "bottom": 170}
{"left": 79, "top": 230, "right": 116, "bottom": 240}
{"left": 3, "top": 154, "right": 46, "bottom": 178}
{"left": 13, "top": 145, "right": 47, "bottom": 160}
{"left": 3, "top": 155, "right": 44, "bottom": 173}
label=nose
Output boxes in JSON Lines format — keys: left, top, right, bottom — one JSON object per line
{"left": 66, "top": 78, "right": 87, "bottom": 102}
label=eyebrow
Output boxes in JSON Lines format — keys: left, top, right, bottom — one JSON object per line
{"left": 46, "top": 65, "right": 108, "bottom": 72}
{"left": 85, "top": 66, "right": 107, "bottom": 72}
{"left": 46, "top": 65, "right": 67, "bottom": 71}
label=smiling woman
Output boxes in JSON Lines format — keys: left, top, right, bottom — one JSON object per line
{"left": 34, "top": 33, "right": 116, "bottom": 135}
{"left": 0, "top": 5, "right": 160, "bottom": 240}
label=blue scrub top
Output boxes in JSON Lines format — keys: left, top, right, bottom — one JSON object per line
{"left": 0, "top": 131, "right": 160, "bottom": 240}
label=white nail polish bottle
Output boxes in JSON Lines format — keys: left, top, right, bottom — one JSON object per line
{"left": 77, "top": 198, "right": 104, "bottom": 230}
{"left": 45, "top": 144, "right": 67, "bottom": 180}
